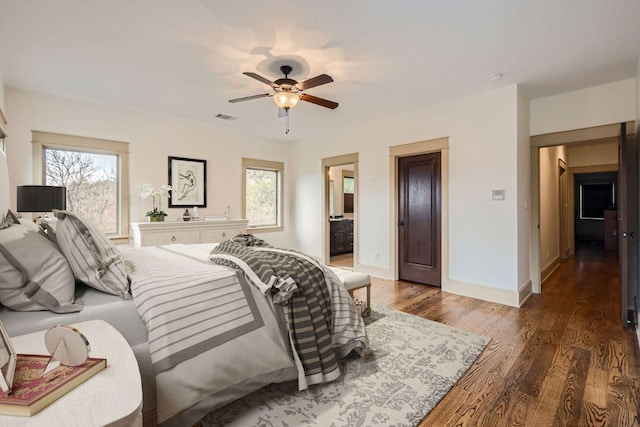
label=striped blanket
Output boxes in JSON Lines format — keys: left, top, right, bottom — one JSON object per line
{"left": 123, "top": 245, "right": 266, "bottom": 373}
{"left": 209, "top": 234, "right": 367, "bottom": 389}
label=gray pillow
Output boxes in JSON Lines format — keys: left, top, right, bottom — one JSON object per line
{"left": 55, "top": 210, "right": 130, "bottom": 299}
{"left": 40, "top": 218, "right": 59, "bottom": 245}
{"left": 0, "top": 223, "right": 83, "bottom": 313}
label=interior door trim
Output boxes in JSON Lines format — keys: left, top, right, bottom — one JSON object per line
{"left": 321, "top": 153, "right": 359, "bottom": 268}
{"left": 389, "top": 137, "right": 449, "bottom": 282}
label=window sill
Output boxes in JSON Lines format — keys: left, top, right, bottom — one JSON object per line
{"left": 110, "top": 236, "right": 130, "bottom": 245}
{"left": 247, "top": 226, "right": 284, "bottom": 234}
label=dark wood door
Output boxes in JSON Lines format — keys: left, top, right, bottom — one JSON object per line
{"left": 398, "top": 152, "right": 441, "bottom": 286}
{"left": 618, "top": 122, "right": 638, "bottom": 326}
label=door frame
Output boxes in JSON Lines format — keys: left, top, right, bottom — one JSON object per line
{"left": 389, "top": 137, "right": 449, "bottom": 282}
{"left": 530, "top": 121, "right": 635, "bottom": 294}
{"left": 322, "top": 153, "right": 359, "bottom": 267}
{"left": 558, "top": 159, "right": 569, "bottom": 259}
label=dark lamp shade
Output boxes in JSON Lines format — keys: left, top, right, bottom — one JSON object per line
{"left": 16, "top": 185, "right": 67, "bottom": 212}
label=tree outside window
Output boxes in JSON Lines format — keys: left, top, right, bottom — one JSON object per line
{"left": 242, "top": 158, "right": 284, "bottom": 232}
{"left": 44, "top": 148, "right": 118, "bottom": 234}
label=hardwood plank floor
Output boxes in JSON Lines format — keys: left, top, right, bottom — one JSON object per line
{"left": 351, "top": 244, "right": 640, "bottom": 426}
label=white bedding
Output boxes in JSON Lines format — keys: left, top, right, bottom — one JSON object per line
{"left": 121, "top": 243, "right": 296, "bottom": 425}
{"left": 121, "top": 242, "right": 368, "bottom": 426}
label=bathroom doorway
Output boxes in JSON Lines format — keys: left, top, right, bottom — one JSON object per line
{"left": 322, "top": 153, "right": 358, "bottom": 270}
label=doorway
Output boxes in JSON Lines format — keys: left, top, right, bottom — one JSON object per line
{"left": 531, "top": 122, "right": 636, "bottom": 326}
{"left": 322, "top": 153, "right": 358, "bottom": 270}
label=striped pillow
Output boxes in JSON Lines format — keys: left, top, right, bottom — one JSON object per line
{"left": 55, "top": 210, "right": 130, "bottom": 299}
{"left": 0, "top": 223, "right": 83, "bottom": 313}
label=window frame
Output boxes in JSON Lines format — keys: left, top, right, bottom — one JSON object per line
{"left": 242, "top": 158, "right": 284, "bottom": 233}
{"left": 579, "top": 182, "right": 616, "bottom": 221}
{"left": 32, "top": 131, "right": 130, "bottom": 244}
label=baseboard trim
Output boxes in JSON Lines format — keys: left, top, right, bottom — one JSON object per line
{"left": 518, "top": 280, "right": 533, "bottom": 306}
{"left": 354, "top": 263, "right": 392, "bottom": 280}
{"left": 541, "top": 257, "right": 560, "bottom": 283}
{"left": 443, "top": 279, "right": 520, "bottom": 307}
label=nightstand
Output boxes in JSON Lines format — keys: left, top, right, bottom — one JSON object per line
{"left": 1, "top": 320, "right": 142, "bottom": 426}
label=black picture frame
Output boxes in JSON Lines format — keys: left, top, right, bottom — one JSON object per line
{"left": 168, "top": 156, "right": 207, "bottom": 208}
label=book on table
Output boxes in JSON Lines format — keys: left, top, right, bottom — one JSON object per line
{"left": 0, "top": 354, "right": 107, "bottom": 417}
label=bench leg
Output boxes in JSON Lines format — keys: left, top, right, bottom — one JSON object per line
{"left": 364, "top": 284, "right": 371, "bottom": 317}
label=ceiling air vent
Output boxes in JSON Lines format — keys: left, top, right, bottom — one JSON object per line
{"left": 215, "top": 113, "right": 236, "bottom": 121}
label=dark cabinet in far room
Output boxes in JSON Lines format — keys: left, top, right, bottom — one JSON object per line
{"left": 330, "top": 219, "right": 353, "bottom": 256}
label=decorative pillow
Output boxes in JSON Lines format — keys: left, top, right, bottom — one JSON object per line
{"left": 18, "top": 217, "right": 43, "bottom": 234}
{"left": 54, "top": 210, "right": 130, "bottom": 299}
{"left": 0, "top": 223, "right": 83, "bottom": 313}
{"left": 1, "top": 209, "right": 19, "bottom": 230}
{"left": 40, "top": 218, "right": 59, "bottom": 245}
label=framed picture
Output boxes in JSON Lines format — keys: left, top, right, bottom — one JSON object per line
{"left": 168, "top": 156, "right": 207, "bottom": 208}
{"left": 0, "top": 320, "right": 17, "bottom": 392}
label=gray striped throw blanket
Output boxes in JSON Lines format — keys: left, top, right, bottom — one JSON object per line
{"left": 209, "top": 234, "right": 341, "bottom": 389}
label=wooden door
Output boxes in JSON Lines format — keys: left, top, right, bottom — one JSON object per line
{"left": 398, "top": 152, "right": 441, "bottom": 286}
{"left": 618, "top": 122, "right": 638, "bottom": 326}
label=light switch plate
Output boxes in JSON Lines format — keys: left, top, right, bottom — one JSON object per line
{"left": 492, "top": 189, "right": 505, "bottom": 200}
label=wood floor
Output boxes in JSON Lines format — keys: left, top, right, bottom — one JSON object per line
{"left": 329, "top": 253, "right": 354, "bottom": 269}
{"left": 351, "top": 244, "right": 640, "bottom": 426}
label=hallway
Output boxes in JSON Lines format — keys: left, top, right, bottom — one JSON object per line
{"left": 363, "top": 244, "right": 640, "bottom": 426}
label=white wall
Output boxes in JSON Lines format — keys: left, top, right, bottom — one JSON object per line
{"left": 539, "top": 145, "right": 568, "bottom": 270}
{"left": 0, "top": 65, "right": 5, "bottom": 113}
{"left": 294, "top": 84, "right": 525, "bottom": 296}
{"left": 5, "top": 87, "right": 294, "bottom": 248}
{"left": 517, "top": 88, "right": 531, "bottom": 290}
{"left": 530, "top": 78, "right": 637, "bottom": 136}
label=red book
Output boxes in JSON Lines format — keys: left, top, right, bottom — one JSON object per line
{"left": 0, "top": 354, "right": 107, "bottom": 417}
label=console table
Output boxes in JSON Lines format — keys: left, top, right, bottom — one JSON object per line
{"left": 130, "top": 219, "right": 248, "bottom": 247}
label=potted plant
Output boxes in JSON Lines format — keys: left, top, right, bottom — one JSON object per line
{"left": 140, "top": 184, "right": 172, "bottom": 222}
{"left": 146, "top": 207, "right": 167, "bottom": 222}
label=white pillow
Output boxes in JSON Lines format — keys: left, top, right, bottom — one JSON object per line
{"left": 0, "top": 223, "right": 83, "bottom": 313}
{"left": 54, "top": 210, "right": 130, "bottom": 298}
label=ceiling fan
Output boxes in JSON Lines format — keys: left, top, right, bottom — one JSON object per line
{"left": 229, "top": 65, "right": 339, "bottom": 115}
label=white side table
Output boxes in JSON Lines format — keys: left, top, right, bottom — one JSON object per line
{"left": 0, "top": 320, "right": 143, "bottom": 427}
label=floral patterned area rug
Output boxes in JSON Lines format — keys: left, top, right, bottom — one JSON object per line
{"left": 201, "top": 305, "right": 490, "bottom": 427}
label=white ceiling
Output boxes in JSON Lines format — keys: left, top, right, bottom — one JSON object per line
{"left": 1, "top": 0, "right": 639, "bottom": 142}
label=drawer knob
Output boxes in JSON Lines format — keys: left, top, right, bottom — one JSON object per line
{"left": 221, "top": 232, "right": 226, "bottom": 238}
{"left": 171, "top": 236, "right": 176, "bottom": 242}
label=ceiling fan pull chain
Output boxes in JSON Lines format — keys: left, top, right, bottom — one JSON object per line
{"left": 286, "top": 112, "right": 290, "bottom": 134}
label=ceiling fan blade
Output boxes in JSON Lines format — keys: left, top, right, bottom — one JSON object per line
{"left": 228, "top": 93, "right": 271, "bottom": 103}
{"left": 300, "top": 94, "right": 339, "bottom": 109}
{"left": 296, "top": 74, "right": 333, "bottom": 90}
{"left": 243, "top": 72, "right": 278, "bottom": 88}
{"left": 277, "top": 108, "right": 288, "bottom": 118}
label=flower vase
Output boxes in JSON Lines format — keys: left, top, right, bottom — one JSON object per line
{"left": 149, "top": 216, "right": 164, "bottom": 223}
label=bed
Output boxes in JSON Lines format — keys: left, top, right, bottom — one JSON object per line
{"left": 0, "top": 151, "right": 368, "bottom": 426}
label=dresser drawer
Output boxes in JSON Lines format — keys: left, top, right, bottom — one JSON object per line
{"left": 201, "top": 228, "right": 244, "bottom": 243}
{"left": 130, "top": 220, "right": 249, "bottom": 247}
{"left": 142, "top": 230, "right": 200, "bottom": 246}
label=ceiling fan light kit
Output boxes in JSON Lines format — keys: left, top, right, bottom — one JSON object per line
{"left": 229, "top": 64, "right": 338, "bottom": 134}
{"left": 273, "top": 91, "right": 300, "bottom": 110}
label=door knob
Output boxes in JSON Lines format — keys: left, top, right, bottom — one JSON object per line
{"left": 398, "top": 220, "right": 405, "bottom": 227}
{"left": 622, "top": 232, "right": 636, "bottom": 238}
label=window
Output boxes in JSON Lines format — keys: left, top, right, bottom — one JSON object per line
{"left": 343, "top": 176, "right": 354, "bottom": 194}
{"left": 579, "top": 182, "right": 615, "bottom": 220}
{"left": 242, "top": 158, "right": 284, "bottom": 232}
{"left": 32, "top": 131, "right": 130, "bottom": 242}
{"left": 343, "top": 171, "right": 354, "bottom": 214}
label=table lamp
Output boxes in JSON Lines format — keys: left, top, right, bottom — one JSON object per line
{"left": 16, "top": 185, "right": 67, "bottom": 221}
